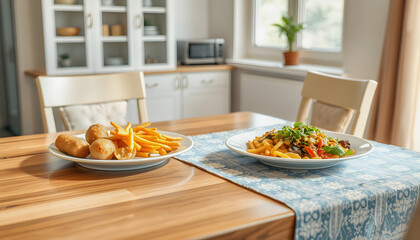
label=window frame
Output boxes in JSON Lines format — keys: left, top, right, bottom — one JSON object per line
{"left": 250, "top": 0, "right": 344, "bottom": 66}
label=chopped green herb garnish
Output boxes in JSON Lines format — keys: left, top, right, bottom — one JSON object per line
{"left": 276, "top": 122, "right": 320, "bottom": 141}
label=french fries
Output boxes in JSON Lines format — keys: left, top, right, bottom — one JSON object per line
{"left": 108, "top": 121, "right": 182, "bottom": 159}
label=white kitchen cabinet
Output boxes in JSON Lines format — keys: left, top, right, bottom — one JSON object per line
{"left": 145, "top": 71, "right": 231, "bottom": 122}
{"left": 42, "top": 0, "right": 175, "bottom": 75}
{"left": 182, "top": 71, "right": 230, "bottom": 118}
{"left": 143, "top": 73, "right": 182, "bottom": 122}
{"left": 236, "top": 72, "right": 303, "bottom": 122}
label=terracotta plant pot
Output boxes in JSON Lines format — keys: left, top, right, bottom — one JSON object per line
{"left": 283, "top": 51, "right": 300, "bottom": 65}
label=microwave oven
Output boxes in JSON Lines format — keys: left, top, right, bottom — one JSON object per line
{"left": 177, "top": 39, "right": 224, "bottom": 65}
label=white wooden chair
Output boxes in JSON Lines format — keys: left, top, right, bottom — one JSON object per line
{"left": 296, "top": 71, "right": 377, "bottom": 137}
{"left": 36, "top": 72, "right": 148, "bottom": 133}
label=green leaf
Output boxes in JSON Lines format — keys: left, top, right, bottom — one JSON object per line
{"left": 322, "top": 146, "right": 345, "bottom": 156}
{"left": 345, "top": 150, "right": 353, "bottom": 155}
{"left": 294, "top": 122, "right": 305, "bottom": 128}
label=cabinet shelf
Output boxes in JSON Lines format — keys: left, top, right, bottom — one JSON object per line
{"left": 143, "top": 35, "right": 166, "bottom": 42}
{"left": 57, "top": 66, "right": 89, "bottom": 71}
{"left": 55, "top": 36, "right": 85, "bottom": 43}
{"left": 53, "top": 4, "right": 83, "bottom": 12}
{"left": 100, "top": 6, "right": 127, "bottom": 12}
{"left": 142, "top": 7, "right": 166, "bottom": 14}
{"left": 102, "top": 36, "right": 128, "bottom": 42}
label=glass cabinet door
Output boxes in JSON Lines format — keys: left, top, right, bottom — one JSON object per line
{"left": 42, "top": 0, "right": 175, "bottom": 75}
{"left": 92, "top": 0, "right": 135, "bottom": 72}
{"left": 133, "top": 0, "right": 175, "bottom": 71}
{"left": 42, "top": 0, "right": 94, "bottom": 75}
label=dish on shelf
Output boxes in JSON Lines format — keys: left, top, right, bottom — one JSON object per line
{"left": 55, "top": 0, "right": 76, "bottom": 4}
{"left": 143, "top": 0, "right": 153, "bottom": 7}
{"left": 57, "top": 27, "right": 80, "bottom": 36}
{"left": 102, "top": 0, "right": 114, "bottom": 6}
{"left": 144, "top": 26, "right": 159, "bottom": 36}
{"left": 105, "top": 57, "right": 124, "bottom": 66}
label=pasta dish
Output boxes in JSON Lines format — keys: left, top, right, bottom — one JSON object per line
{"left": 247, "top": 122, "right": 354, "bottom": 159}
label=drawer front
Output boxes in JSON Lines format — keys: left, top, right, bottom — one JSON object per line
{"left": 183, "top": 88, "right": 230, "bottom": 118}
{"left": 144, "top": 74, "right": 179, "bottom": 93}
{"left": 183, "top": 71, "right": 230, "bottom": 90}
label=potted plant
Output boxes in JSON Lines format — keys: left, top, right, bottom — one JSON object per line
{"left": 273, "top": 16, "right": 304, "bottom": 65}
{"left": 58, "top": 53, "right": 71, "bottom": 67}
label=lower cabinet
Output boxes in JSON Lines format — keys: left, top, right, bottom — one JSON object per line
{"left": 234, "top": 72, "right": 303, "bottom": 122}
{"left": 145, "top": 71, "right": 231, "bottom": 122}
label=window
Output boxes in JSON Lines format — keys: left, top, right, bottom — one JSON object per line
{"left": 254, "top": 0, "right": 344, "bottom": 52}
{"left": 254, "top": 0, "right": 289, "bottom": 48}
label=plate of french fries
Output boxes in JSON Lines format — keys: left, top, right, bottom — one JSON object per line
{"left": 49, "top": 121, "right": 193, "bottom": 171}
{"left": 225, "top": 129, "right": 373, "bottom": 170}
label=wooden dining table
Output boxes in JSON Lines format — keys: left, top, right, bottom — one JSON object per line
{"left": 0, "top": 112, "right": 295, "bottom": 239}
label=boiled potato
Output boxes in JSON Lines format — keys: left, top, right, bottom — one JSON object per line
{"left": 85, "top": 124, "right": 108, "bottom": 144}
{"left": 90, "top": 139, "right": 115, "bottom": 160}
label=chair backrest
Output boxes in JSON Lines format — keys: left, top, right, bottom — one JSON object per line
{"left": 36, "top": 72, "right": 148, "bottom": 133}
{"left": 296, "top": 71, "right": 377, "bottom": 137}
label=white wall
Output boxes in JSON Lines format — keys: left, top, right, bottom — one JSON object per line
{"left": 209, "top": 0, "right": 234, "bottom": 58}
{"left": 174, "top": 0, "right": 210, "bottom": 39}
{"left": 343, "top": 0, "right": 389, "bottom": 79}
{"left": 13, "top": 0, "right": 45, "bottom": 135}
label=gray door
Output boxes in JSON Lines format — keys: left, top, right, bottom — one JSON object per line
{"left": 0, "top": 0, "right": 20, "bottom": 135}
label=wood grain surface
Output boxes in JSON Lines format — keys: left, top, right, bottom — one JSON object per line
{"left": 0, "top": 112, "right": 295, "bottom": 239}
{"left": 24, "top": 65, "right": 235, "bottom": 78}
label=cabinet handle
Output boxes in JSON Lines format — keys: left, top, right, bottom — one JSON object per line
{"left": 146, "top": 83, "right": 159, "bottom": 88}
{"left": 201, "top": 79, "right": 215, "bottom": 85}
{"left": 182, "top": 75, "right": 188, "bottom": 89}
{"left": 175, "top": 76, "right": 180, "bottom": 89}
{"left": 87, "top": 13, "right": 93, "bottom": 28}
{"left": 136, "top": 14, "right": 143, "bottom": 29}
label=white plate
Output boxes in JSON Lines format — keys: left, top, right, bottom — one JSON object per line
{"left": 49, "top": 131, "right": 193, "bottom": 171}
{"left": 225, "top": 130, "right": 373, "bottom": 169}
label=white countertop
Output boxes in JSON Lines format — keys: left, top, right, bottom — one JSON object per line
{"left": 226, "top": 58, "right": 344, "bottom": 79}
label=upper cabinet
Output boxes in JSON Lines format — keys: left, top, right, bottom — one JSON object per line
{"left": 42, "top": 0, "right": 175, "bottom": 75}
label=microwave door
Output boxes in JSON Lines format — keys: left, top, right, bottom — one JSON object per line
{"left": 185, "top": 43, "right": 216, "bottom": 64}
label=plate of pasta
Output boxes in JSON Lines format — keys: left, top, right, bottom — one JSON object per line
{"left": 225, "top": 122, "right": 373, "bottom": 169}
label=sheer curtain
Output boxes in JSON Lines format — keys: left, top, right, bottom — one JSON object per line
{"left": 368, "top": 0, "right": 420, "bottom": 151}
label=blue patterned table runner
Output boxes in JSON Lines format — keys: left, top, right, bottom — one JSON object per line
{"left": 176, "top": 122, "right": 420, "bottom": 239}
